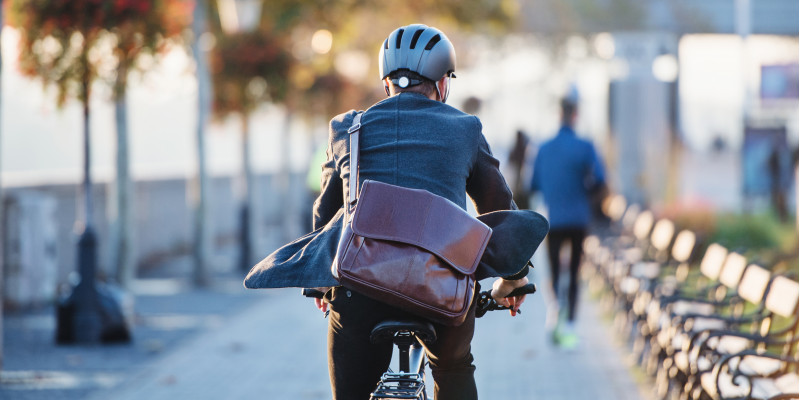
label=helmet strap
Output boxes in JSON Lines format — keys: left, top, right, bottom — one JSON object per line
{"left": 436, "top": 76, "right": 451, "bottom": 103}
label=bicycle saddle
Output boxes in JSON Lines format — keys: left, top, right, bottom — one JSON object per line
{"left": 370, "top": 319, "right": 437, "bottom": 344}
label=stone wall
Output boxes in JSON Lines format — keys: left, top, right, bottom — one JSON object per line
{"left": 1, "top": 172, "right": 309, "bottom": 308}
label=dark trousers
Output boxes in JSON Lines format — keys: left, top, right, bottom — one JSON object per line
{"left": 546, "top": 227, "right": 586, "bottom": 322}
{"left": 326, "top": 286, "right": 478, "bottom": 400}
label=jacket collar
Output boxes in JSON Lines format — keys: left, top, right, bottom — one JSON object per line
{"left": 558, "top": 125, "right": 576, "bottom": 136}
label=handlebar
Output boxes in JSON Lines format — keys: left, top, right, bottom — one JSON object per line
{"left": 475, "top": 283, "right": 537, "bottom": 318}
{"left": 303, "top": 282, "right": 537, "bottom": 319}
{"left": 302, "top": 288, "right": 326, "bottom": 299}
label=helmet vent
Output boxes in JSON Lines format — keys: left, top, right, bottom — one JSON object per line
{"left": 409, "top": 30, "right": 424, "bottom": 49}
{"left": 395, "top": 29, "right": 404, "bottom": 48}
{"left": 424, "top": 35, "right": 441, "bottom": 50}
{"left": 383, "top": 39, "right": 389, "bottom": 50}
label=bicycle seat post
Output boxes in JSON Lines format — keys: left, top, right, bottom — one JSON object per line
{"left": 369, "top": 320, "right": 437, "bottom": 399}
{"left": 393, "top": 331, "right": 416, "bottom": 373}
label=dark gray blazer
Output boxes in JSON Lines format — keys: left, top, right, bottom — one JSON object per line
{"left": 245, "top": 93, "right": 548, "bottom": 289}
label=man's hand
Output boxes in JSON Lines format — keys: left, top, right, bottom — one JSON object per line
{"left": 314, "top": 297, "right": 328, "bottom": 313}
{"left": 310, "top": 287, "right": 330, "bottom": 313}
{"left": 491, "top": 276, "right": 529, "bottom": 316}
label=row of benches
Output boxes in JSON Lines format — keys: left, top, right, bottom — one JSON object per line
{"left": 583, "top": 196, "right": 799, "bottom": 400}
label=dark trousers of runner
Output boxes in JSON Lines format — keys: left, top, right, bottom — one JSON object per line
{"left": 326, "top": 286, "right": 478, "bottom": 400}
{"left": 546, "top": 227, "right": 586, "bottom": 322}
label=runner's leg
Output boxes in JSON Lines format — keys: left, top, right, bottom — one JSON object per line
{"left": 566, "top": 228, "right": 587, "bottom": 322}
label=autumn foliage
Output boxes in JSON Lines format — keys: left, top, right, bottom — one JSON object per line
{"left": 210, "top": 31, "right": 292, "bottom": 117}
{"left": 7, "top": 0, "right": 192, "bottom": 105}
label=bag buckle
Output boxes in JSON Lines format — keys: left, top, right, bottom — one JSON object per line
{"left": 348, "top": 122, "right": 361, "bottom": 134}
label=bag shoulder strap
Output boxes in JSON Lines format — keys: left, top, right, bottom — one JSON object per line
{"left": 347, "top": 112, "right": 364, "bottom": 208}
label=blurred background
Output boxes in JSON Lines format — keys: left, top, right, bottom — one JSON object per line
{"left": 0, "top": 0, "right": 797, "bottom": 399}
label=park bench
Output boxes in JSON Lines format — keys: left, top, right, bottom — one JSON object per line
{"left": 646, "top": 249, "right": 751, "bottom": 396}
{"left": 691, "top": 273, "right": 799, "bottom": 400}
{"left": 578, "top": 198, "right": 798, "bottom": 400}
{"left": 701, "top": 349, "right": 798, "bottom": 400}
{"left": 613, "top": 242, "right": 741, "bottom": 395}
{"left": 668, "top": 268, "right": 798, "bottom": 400}
{"left": 648, "top": 244, "right": 741, "bottom": 354}
{"left": 582, "top": 203, "right": 648, "bottom": 314}
{"left": 625, "top": 227, "right": 698, "bottom": 371}
{"left": 615, "top": 218, "right": 678, "bottom": 337}
{"left": 593, "top": 209, "right": 655, "bottom": 317}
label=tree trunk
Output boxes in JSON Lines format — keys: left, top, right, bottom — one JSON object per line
{"left": 0, "top": 2, "right": 5, "bottom": 370}
{"left": 82, "top": 69, "right": 94, "bottom": 232}
{"left": 111, "top": 65, "right": 135, "bottom": 288}
{"left": 190, "top": 0, "right": 212, "bottom": 286}
{"left": 238, "top": 113, "right": 254, "bottom": 270}
{"left": 280, "top": 110, "right": 297, "bottom": 242}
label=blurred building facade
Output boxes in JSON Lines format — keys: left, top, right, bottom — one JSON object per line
{"left": 517, "top": 0, "right": 798, "bottom": 210}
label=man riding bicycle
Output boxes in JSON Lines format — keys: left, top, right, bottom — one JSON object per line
{"left": 311, "top": 24, "right": 538, "bottom": 400}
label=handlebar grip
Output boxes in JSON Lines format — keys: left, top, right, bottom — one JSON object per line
{"left": 301, "top": 288, "right": 325, "bottom": 299}
{"left": 505, "top": 283, "right": 537, "bottom": 298}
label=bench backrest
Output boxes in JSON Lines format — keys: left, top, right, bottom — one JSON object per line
{"left": 671, "top": 230, "right": 696, "bottom": 264}
{"left": 763, "top": 275, "right": 799, "bottom": 356}
{"left": 719, "top": 253, "right": 748, "bottom": 289}
{"left": 622, "top": 204, "right": 641, "bottom": 231}
{"left": 700, "top": 243, "right": 729, "bottom": 281}
{"left": 583, "top": 235, "right": 600, "bottom": 256}
{"left": 633, "top": 211, "right": 654, "bottom": 242}
{"left": 737, "top": 265, "right": 771, "bottom": 305}
{"left": 650, "top": 219, "right": 675, "bottom": 253}
{"left": 765, "top": 275, "right": 799, "bottom": 319}
{"left": 603, "top": 194, "right": 627, "bottom": 222}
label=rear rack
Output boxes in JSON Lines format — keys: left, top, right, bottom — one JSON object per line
{"left": 370, "top": 372, "right": 426, "bottom": 399}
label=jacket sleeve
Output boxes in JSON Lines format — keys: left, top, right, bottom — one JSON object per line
{"left": 588, "top": 143, "right": 606, "bottom": 187}
{"left": 466, "top": 130, "right": 539, "bottom": 281}
{"left": 312, "top": 136, "right": 344, "bottom": 231}
{"left": 466, "top": 133, "right": 517, "bottom": 214}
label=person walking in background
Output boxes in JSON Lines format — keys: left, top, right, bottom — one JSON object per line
{"left": 507, "top": 129, "right": 532, "bottom": 209}
{"left": 530, "top": 94, "right": 606, "bottom": 349}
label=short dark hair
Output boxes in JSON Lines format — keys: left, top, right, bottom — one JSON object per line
{"left": 560, "top": 98, "right": 577, "bottom": 125}
{"left": 388, "top": 70, "right": 436, "bottom": 97}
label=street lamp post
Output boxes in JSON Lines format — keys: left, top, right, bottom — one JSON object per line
{"left": 56, "top": 78, "right": 130, "bottom": 344}
{"left": 217, "top": 0, "right": 262, "bottom": 271}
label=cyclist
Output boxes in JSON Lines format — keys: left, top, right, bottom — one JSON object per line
{"left": 312, "top": 24, "right": 533, "bottom": 400}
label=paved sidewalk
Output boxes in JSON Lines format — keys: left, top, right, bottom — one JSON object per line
{"left": 90, "top": 276, "right": 652, "bottom": 399}
{"left": 0, "top": 260, "right": 269, "bottom": 400}
{"left": 2, "top": 265, "right": 656, "bottom": 400}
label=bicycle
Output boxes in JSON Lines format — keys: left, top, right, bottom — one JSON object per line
{"left": 303, "top": 282, "right": 537, "bottom": 399}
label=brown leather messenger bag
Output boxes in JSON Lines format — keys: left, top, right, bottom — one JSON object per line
{"left": 332, "top": 112, "right": 493, "bottom": 326}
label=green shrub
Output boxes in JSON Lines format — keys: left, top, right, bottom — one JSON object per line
{"left": 710, "top": 213, "right": 783, "bottom": 250}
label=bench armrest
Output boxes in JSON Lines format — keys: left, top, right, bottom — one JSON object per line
{"left": 686, "top": 329, "right": 797, "bottom": 371}
{"left": 707, "top": 350, "right": 799, "bottom": 400}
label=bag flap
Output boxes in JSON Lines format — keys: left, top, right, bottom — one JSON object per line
{"left": 350, "top": 180, "right": 492, "bottom": 275}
